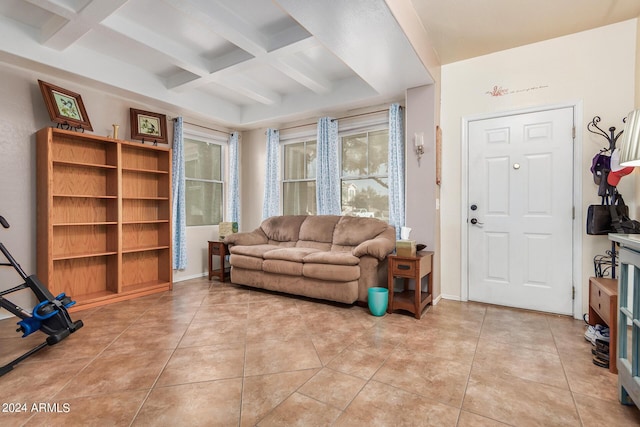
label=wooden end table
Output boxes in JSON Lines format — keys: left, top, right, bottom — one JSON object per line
{"left": 588, "top": 276, "right": 617, "bottom": 374}
{"left": 208, "top": 240, "right": 230, "bottom": 282}
{"left": 387, "top": 251, "right": 434, "bottom": 319}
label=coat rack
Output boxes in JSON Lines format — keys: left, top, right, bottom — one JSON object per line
{"left": 587, "top": 115, "right": 626, "bottom": 279}
{"left": 587, "top": 115, "right": 625, "bottom": 152}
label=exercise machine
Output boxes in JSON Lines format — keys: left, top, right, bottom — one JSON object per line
{"left": 0, "top": 215, "right": 83, "bottom": 376}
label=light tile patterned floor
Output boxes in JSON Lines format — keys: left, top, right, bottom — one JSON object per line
{"left": 0, "top": 277, "right": 639, "bottom": 426}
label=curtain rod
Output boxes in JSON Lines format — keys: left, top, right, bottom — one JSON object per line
{"left": 174, "top": 118, "right": 233, "bottom": 136}
{"left": 277, "top": 107, "right": 401, "bottom": 133}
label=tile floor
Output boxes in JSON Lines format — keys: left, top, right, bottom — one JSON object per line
{"left": 1, "top": 277, "right": 640, "bottom": 426}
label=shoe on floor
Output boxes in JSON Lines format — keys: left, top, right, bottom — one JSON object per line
{"left": 595, "top": 328, "right": 610, "bottom": 343}
{"left": 585, "top": 324, "right": 607, "bottom": 344}
{"left": 595, "top": 338, "right": 609, "bottom": 354}
{"left": 593, "top": 354, "right": 609, "bottom": 368}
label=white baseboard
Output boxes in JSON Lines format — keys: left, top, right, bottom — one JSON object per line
{"left": 172, "top": 272, "right": 207, "bottom": 282}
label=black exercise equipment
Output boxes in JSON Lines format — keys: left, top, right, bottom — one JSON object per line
{"left": 0, "top": 215, "right": 83, "bottom": 376}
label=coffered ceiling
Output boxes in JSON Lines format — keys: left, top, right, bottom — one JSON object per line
{"left": 0, "top": 0, "right": 639, "bottom": 129}
{"left": 0, "top": 0, "right": 433, "bottom": 128}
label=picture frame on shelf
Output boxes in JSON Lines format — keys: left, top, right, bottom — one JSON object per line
{"left": 130, "top": 108, "right": 168, "bottom": 145}
{"left": 38, "top": 80, "right": 93, "bottom": 131}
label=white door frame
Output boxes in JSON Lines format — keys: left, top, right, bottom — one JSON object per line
{"left": 460, "top": 102, "right": 583, "bottom": 319}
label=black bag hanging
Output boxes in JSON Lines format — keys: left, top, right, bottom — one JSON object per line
{"left": 586, "top": 190, "right": 640, "bottom": 235}
{"left": 608, "top": 193, "right": 640, "bottom": 234}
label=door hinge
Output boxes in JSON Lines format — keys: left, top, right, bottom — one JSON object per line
{"left": 572, "top": 206, "right": 575, "bottom": 220}
{"left": 572, "top": 286, "right": 575, "bottom": 300}
{"left": 572, "top": 126, "right": 576, "bottom": 139}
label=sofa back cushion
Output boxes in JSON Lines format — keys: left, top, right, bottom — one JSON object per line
{"left": 332, "top": 216, "right": 390, "bottom": 246}
{"left": 260, "top": 215, "right": 307, "bottom": 243}
{"left": 296, "top": 215, "right": 340, "bottom": 250}
{"left": 258, "top": 215, "right": 392, "bottom": 250}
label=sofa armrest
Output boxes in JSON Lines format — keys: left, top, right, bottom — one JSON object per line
{"left": 224, "top": 228, "right": 268, "bottom": 247}
{"left": 351, "top": 229, "right": 396, "bottom": 260}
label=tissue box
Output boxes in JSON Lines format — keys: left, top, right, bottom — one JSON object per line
{"left": 218, "top": 222, "right": 238, "bottom": 240}
{"left": 396, "top": 240, "right": 416, "bottom": 257}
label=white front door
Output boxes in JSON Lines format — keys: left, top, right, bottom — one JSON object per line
{"left": 467, "top": 107, "right": 574, "bottom": 315}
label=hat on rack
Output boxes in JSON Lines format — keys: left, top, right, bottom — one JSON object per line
{"left": 590, "top": 152, "right": 610, "bottom": 184}
{"left": 607, "top": 148, "right": 634, "bottom": 186}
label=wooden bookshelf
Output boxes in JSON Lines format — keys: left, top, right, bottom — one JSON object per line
{"left": 36, "top": 127, "right": 173, "bottom": 310}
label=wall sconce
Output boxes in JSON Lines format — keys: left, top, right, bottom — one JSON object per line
{"left": 619, "top": 109, "right": 640, "bottom": 167}
{"left": 414, "top": 132, "right": 425, "bottom": 163}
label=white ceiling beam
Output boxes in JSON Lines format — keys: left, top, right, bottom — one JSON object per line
{"left": 101, "top": 14, "right": 211, "bottom": 77}
{"left": 167, "top": 35, "right": 317, "bottom": 92}
{"left": 25, "top": 0, "right": 75, "bottom": 19}
{"left": 221, "top": 75, "right": 281, "bottom": 105}
{"left": 267, "top": 24, "right": 311, "bottom": 51}
{"left": 275, "top": 0, "right": 432, "bottom": 95}
{"left": 241, "top": 76, "right": 377, "bottom": 126}
{"left": 163, "top": 0, "right": 267, "bottom": 57}
{"left": 272, "top": 55, "right": 331, "bottom": 94}
{"left": 27, "top": 0, "right": 129, "bottom": 50}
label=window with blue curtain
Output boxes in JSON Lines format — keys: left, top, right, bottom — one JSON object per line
{"left": 172, "top": 117, "right": 187, "bottom": 270}
{"left": 263, "top": 129, "right": 280, "bottom": 219}
{"left": 315, "top": 117, "right": 341, "bottom": 215}
{"left": 388, "top": 103, "right": 405, "bottom": 239}
{"left": 228, "top": 131, "right": 239, "bottom": 224}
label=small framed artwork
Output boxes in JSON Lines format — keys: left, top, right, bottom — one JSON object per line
{"left": 130, "top": 108, "right": 168, "bottom": 144}
{"left": 38, "top": 80, "right": 93, "bottom": 131}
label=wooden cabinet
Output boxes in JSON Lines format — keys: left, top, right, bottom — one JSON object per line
{"left": 387, "top": 251, "right": 434, "bottom": 319}
{"left": 588, "top": 276, "right": 617, "bottom": 374}
{"left": 36, "top": 127, "right": 172, "bottom": 310}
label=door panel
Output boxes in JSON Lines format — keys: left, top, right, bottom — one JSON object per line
{"left": 468, "top": 107, "right": 574, "bottom": 315}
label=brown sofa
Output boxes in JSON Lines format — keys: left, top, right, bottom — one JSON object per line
{"left": 224, "top": 215, "right": 396, "bottom": 304}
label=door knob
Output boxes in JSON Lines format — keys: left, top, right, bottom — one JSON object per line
{"left": 470, "top": 218, "right": 484, "bottom": 225}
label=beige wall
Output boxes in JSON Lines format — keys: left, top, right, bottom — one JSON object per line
{"left": 440, "top": 19, "right": 637, "bottom": 317}
{"left": 239, "top": 128, "right": 269, "bottom": 232}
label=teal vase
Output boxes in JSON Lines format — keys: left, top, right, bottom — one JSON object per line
{"left": 368, "top": 287, "right": 389, "bottom": 316}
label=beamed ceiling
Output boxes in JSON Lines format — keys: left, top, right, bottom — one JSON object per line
{"left": 0, "top": 0, "right": 639, "bottom": 129}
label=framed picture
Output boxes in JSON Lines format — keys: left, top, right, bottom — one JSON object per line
{"left": 38, "top": 80, "right": 93, "bottom": 131}
{"left": 130, "top": 108, "right": 168, "bottom": 144}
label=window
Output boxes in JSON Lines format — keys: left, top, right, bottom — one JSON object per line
{"left": 341, "top": 129, "right": 389, "bottom": 220}
{"left": 184, "top": 137, "right": 223, "bottom": 226}
{"left": 282, "top": 140, "right": 317, "bottom": 215}
{"left": 280, "top": 127, "right": 390, "bottom": 221}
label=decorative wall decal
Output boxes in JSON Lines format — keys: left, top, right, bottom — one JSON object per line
{"left": 486, "top": 85, "right": 509, "bottom": 96}
{"left": 485, "top": 84, "right": 549, "bottom": 97}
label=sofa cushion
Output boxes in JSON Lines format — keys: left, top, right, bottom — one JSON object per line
{"left": 295, "top": 241, "right": 332, "bottom": 251}
{"left": 228, "top": 254, "right": 263, "bottom": 271}
{"left": 263, "top": 259, "right": 303, "bottom": 276}
{"left": 261, "top": 215, "right": 307, "bottom": 242}
{"left": 332, "top": 216, "right": 389, "bottom": 246}
{"left": 299, "top": 215, "right": 340, "bottom": 242}
{"left": 230, "top": 244, "right": 280, "bottom": 258}
{"left": 263, "top": 247, "right": 320, "bottom": 262}
{"left": 303, "top": 251, "right": 359, "bottom": 266}
{"left": 303, "top": 263, "right": 360, "bottom": 282}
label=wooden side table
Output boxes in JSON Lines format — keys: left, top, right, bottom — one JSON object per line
{"left": 208, "top": 240, "right": 230, "bottom": 282}
{"left": 387, "top": 251, "right": 434, "bottom": 319}
{"left": 588, "top": 276, "right": 618, "bottom": 374}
